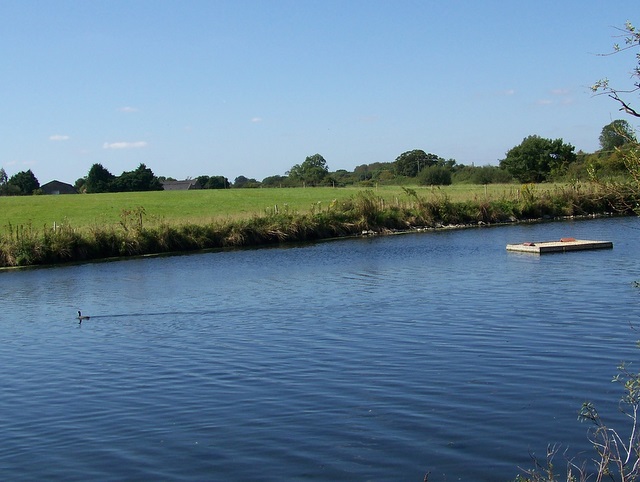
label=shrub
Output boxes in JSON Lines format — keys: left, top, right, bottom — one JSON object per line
{"left": 419, "top": 166, "right": 452, "bottom": 186}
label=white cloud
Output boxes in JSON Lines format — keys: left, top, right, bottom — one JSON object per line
{"left": 103, "top": 141, "right": 148, "bottom": 149}
{"left": 250, "top": 117, "right": 263, "bottom": 123}
{"left": 536, "top": 99, "right": 553, "bottom": 105}
{"left": 49, "top": 134, "right": 70, "bottom": 141}
{"left": 548, "top": 89, "right": 574, "bottom": 106}
{"left": 503, "top": 89, "right": 516, "bottom": 96}
{"left": 8, "top": 160, "right": 36, "bottom": 167}
{"left": 118, "top": 106, "right": 139, "bottom": 113}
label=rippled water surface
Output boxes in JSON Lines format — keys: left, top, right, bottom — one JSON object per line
{"left": 1, "top": 217, "right": 640, "bottom": 481}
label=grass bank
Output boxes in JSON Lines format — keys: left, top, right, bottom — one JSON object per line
{"left": 0, "top": 183, "right": 633, "bottom": 268}
{"left": 0, "top": 184, "right": 527, "bottom": 229}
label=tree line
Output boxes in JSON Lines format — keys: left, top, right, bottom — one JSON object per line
{"left": 0, "top": 121, "right": 636, "bottom": 195}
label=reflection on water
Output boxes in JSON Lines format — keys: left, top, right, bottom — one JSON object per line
{"left": 1, "top": 217, "right": 639, "bottom": 481}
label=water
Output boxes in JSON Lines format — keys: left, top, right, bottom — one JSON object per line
{"left": 1, "top": 217, "right": 639, "bottom": 481}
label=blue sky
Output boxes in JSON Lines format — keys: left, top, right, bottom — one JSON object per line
{"left": 1, "top": 1, "right": 638, "bottom": 184}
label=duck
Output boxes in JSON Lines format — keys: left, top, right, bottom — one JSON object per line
{"left": 77, "top": 310, "right": 91, "bottom": 323}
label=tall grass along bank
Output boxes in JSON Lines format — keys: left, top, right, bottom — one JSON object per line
{"left": 0, "top": 184, "right": 634, "bottom": 268}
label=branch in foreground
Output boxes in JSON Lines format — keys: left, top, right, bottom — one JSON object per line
{"left": 609, "top": 92, "right": 640, "bottom": 118}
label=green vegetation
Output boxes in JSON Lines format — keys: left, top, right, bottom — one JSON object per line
{"left": 0, "top": 168, "right": 39, "bottom": 195}
{"left": 0, "top": 184, "right": 529, "bottom": 229}
{"left": 83, "top": 163, "right": 162, "bottom": 193}
{"left": 500, "top": 136, "right": 577, "bottom": 183}
{"left": 394, "top": 149, "right": 443, "bottom": 177}
{"left": 287, "top": 153, "right": 330, "bottom": 186}
{"left": 599, "top": 119, "right": 637, "bottom": 152}
{"left": 0, "top": 182, "right": 634, "bottom": 268}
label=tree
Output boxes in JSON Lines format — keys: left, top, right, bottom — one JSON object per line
{"left": 8, "top": 169, "right": 39, "bottom": 195}
{"left": 600, "top": 119, "right": 637, "bottom": 151}
{"left": 197, "top": 175, "right": 230, "bottom": 189}
{"left": 591, "top": 21, "right": 640, "bottom": 118}
{"left": 287, "top": 154, "right": 329, "bottom": 186}
{"left": 111, "top": 163, "right": 163, "bottom": 192}
{"left": 500, "top": 135, "right": 576, "bottom": 183}
{"left": 74, "top": 178, "right": 86, "bottom": 193}
{"left": 331, "top": 169, "right": 354, "bottom": 186}
{"left": 394, "top": 150, "right": 440, "bottom": 177}
{"left": 85, "top": 163, "right": 115, "bottom": 193}
{"left": 233, "top": 175, "right": 260, "bottom": 188}
{"left": 0, "top": 168, "right": 7, "bottom": 195}
{"left": 261, "top": 175, "right": 290, "bottom": 188}
{"left": 196, "top": 175, "right": 209, "bottom": 188}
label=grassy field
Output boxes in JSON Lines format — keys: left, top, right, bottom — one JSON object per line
{"left": 0, "top": 183, "right": 530, "bottom": 232}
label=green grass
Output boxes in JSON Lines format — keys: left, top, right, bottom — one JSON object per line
{"left": 0, "top": 184, "right": 527, "bottom": 232}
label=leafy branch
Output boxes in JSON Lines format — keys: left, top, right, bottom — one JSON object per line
{"left": 592, "top": 21, "right": 640, "bottom": 118}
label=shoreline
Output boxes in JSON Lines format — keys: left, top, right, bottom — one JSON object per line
{"left": 0, "top": 211, "right": 622, "bottom": 272}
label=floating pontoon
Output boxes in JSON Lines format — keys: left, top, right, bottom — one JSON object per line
{"left": 506, "top": 238, "right": 613, "bottom": 254}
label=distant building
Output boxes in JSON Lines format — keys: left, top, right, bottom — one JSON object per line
{"left": 41, "top": 180, "right": 77, "bottom": 195}
{"left": 161, "top": 179, "right": 202, "bottom": 191}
